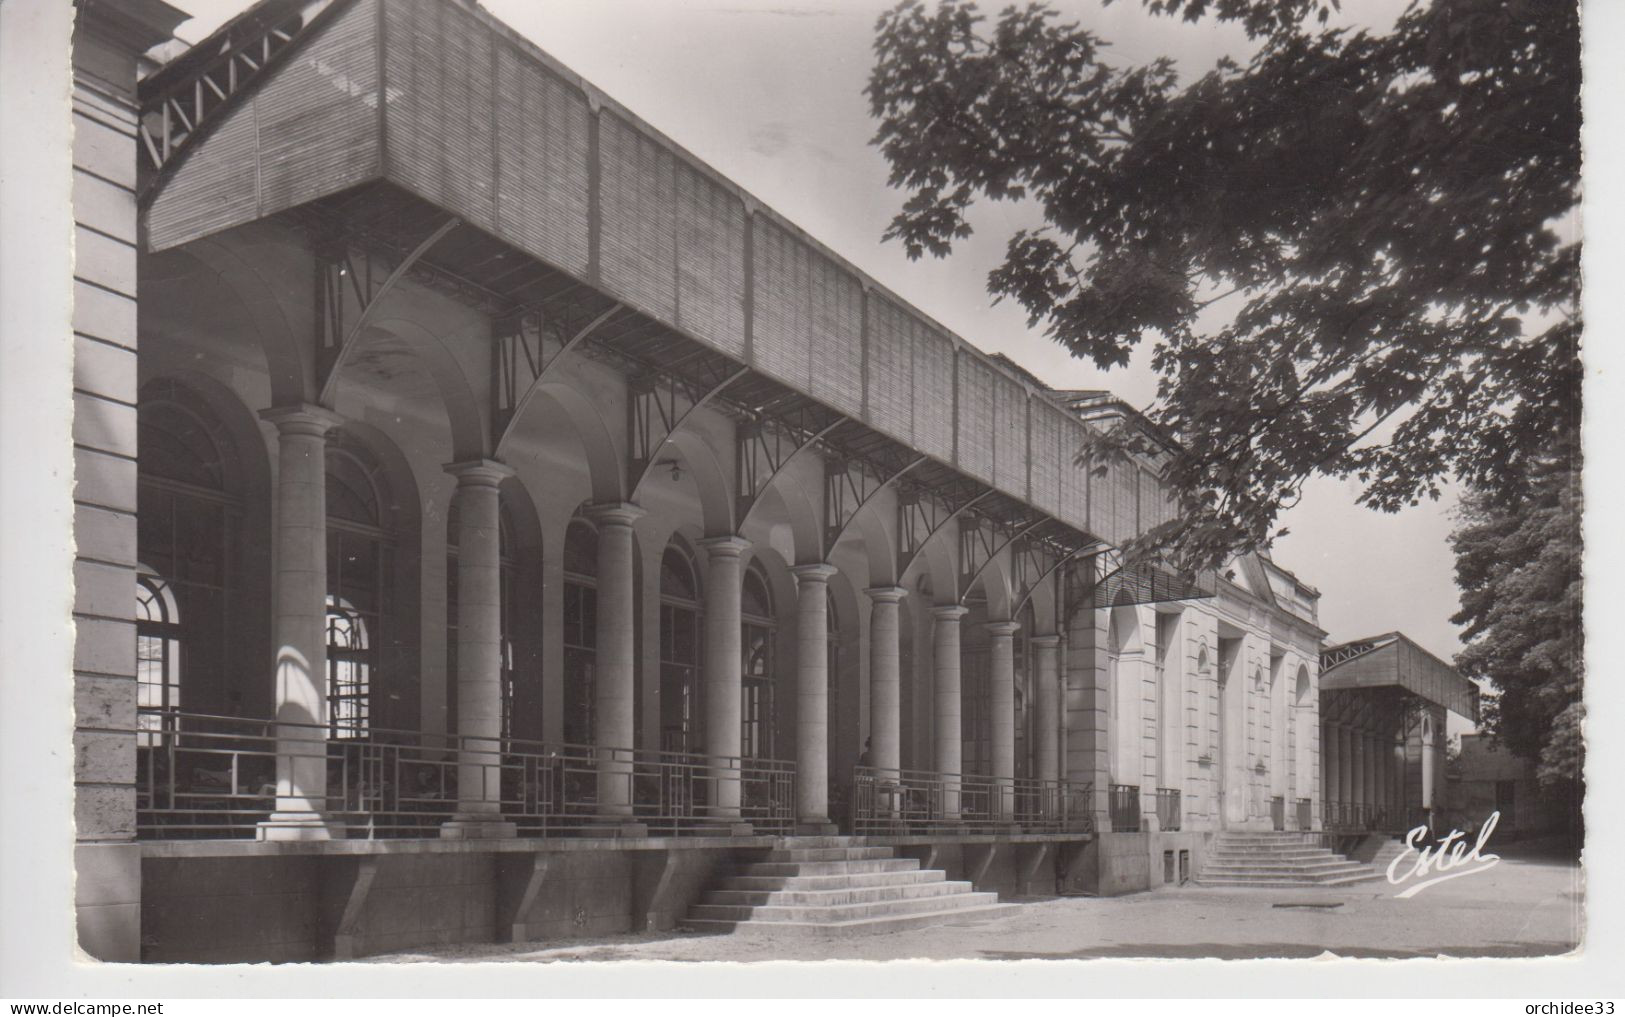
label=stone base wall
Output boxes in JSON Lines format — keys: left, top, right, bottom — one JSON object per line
{"left": 140, "top": 842, "right": 756, "bottom": 963}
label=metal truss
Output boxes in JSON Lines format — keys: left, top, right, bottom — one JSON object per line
{"left": 895, "top": 476, "right": 991, "bottom": 587}
{"left": 1011, "top": 528, "right": 1105, "bottom": 617}
{"left": 823, "top": 448, "right": 926, "bottom": 560}
{"left": 313, "top": 216, "right": 460, "bottom": 406}
{"left": 735, "top": 400, "right": 846, "bottom": 528}
{"left": 957, "top": 511, "right": 1044, "bottom": 606}
{"left": 1060, "top": 546, "right": 1213, "bottom": 628}
{"left": 492, "top": 303, "right": 623, "bottom": 455}
{"left": 1320, "top": 637, "right": 1392, "bottom": 672}
{"left": 627, "top": 362, "right": 747, "bottom": 497}
{"left": 139, "top": 0, "right": 344, "bottom": 198}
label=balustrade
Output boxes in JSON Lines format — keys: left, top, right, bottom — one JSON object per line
{"left": 1109, "top": 783, "right": 1141, "bottom": 832}
{"left": 131, "top": 710, "right": 794, "bottom": 839}
{"left": 1155, "top": 787, "right": 1181, "bottom": 832}
{"left": 851, "top": 766, "right": 1092, "bottom": 834}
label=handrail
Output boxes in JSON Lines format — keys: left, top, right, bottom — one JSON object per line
{"left": 129, "top": 709, "right": 794, "bottom": 840}
{"left": 1108, "top": 783, "right": 1141, "bottom": 833}
{"left": 851, "top": 765, "right": 1092, "bottom": 835}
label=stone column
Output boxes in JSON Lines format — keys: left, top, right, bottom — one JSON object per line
{"left": 1031, "top": 635, "right": 1062, "bottom": 785}
{"left": 791, "top": 563, "right": 838, "bottom": 832}
{"left": 865, "top": 586, "right": 908, "bottom": 777}
{"left": 259, "top": 404, "right": 345, "bottom": 840}
{"left": 986, "top": 620, "right": 1020, "bottom": 821}
{"left": 932, "top": 604, "right": 969, "bottom": 817}
{"left": 442, "top": 460, "right": 517, "bottom": 839}
{"left": 700, "top": 535, "right": 750, "bottom": 822}
{"left": 1324, "top": 723, "right": 1340, "bottom": 824}
{"left": 1339, "top": 726, "right": 1355, "bottom": 823}
{"left": 585, "top": 502, "right": 643, "bottom": 823}
{"left": 1366, "top": 732, "right": 1381, "bottom": 827}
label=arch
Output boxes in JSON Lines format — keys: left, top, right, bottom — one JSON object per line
{"left": 966, "top": 549, "right": 1014, "bottom": 621}
{"left": 354, "top": 315, "right": 487, "bottom": 462}
{"left": 655, "top": 429, "right": 735, "bottom": 537}
{"left": 517, "top": 379, "right": 626, "bottom": 504}
{"left": 146, "top": 231, "right": 310, "bottom": 404}
{"left": 1295, "top": 663, "right": 1312, "bottom": 706}
{"left": 324, "top": 420, "right": 422, "bottom": 733}
{"left": 658, "top": 535, "right": 705, "bottom": 752}
{"left": 136, "top": 376, "right": 261, "bottom": 720}
{"left": 742, "top": 472, "right": 823, "bottom": 567}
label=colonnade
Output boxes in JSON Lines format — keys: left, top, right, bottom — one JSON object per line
{"left": 255, "top": 405, "right": 1067, "bottom": 839}
{"left": 1321, "top": 720, "right": 1404, "bottom": 829}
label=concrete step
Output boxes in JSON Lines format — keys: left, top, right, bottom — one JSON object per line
{"left": 716, "top": 868, "right": 948, "bottom": 892}
{"left": 684, "top": 902, "right": 1021, "bottom": 938}
{"left": 764, "top": 846, "right": 896, "bottom": 861}
{"left": 1209, "top": 849, "right": 1338, "bottom": 860}
{"left": 1197, "top": 871, "right": 1382, "bottom": 888}
{"left": 769, "top": 836, "right": 856, "bottom": 848}
{"left": 689, "top": 890, "right": 1000, "bottom": 925}
{"left": 1202, "top": 863, "right": 1372, "bottom": 878}
{"left": 736, "top": 857, "right": 921, "bottom": 878}
{"left": 704, "top": 880, "right": 973, "bottom": 908}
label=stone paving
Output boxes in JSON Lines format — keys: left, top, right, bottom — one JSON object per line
{"left": 365, "top": 844, "right": 1582, "bottom": 964}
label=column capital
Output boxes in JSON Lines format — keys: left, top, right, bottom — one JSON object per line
{"left": 864, "top": 585, "right": 908, "bottom": 605}
{"left": 985, "top": 620, "right": 1021, "bottom": 637}
{"left": 443, "top": 458, "right": 515, "bottom": 488}
{"left": 583, "top": 501, "right": 645, "bottom": 528}
{"left": 259, "top": 403, "right": 342, "bottom": 437}
{"left": 789, "top": 562, "right": 839, "bottom": 585}
{"left": 931, "top": 603, "right": 969, "bottom": 621}
{"left": 697, "top": 534, "right": 752, "bottom": 559}
{"left": 1030, "top": 633, "right": 1062, "bottom": 649}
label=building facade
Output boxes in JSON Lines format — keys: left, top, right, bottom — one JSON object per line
{"left": 72, "top": 0, "right": 1325, "bottom": 961}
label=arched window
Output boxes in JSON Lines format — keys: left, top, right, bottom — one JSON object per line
{"left": 659, "top": 542, "right": 702, "bottom": 753}
{"left": 740, "top": 563, "right": 775, "bottom": 759}
{"left": 325, "top": 441, "right": 395, "bottom": 738}
{"left": 326, "top": 595, "right": 370, "bottom": 735}
{"left": 562, "top": 519, "right": 598, "bottom": 746}
{"left": 136, "top": 389, "right": 239, "bottom": 723}
{"left": 135, "top": 571, "right": 181, "bottom": 745}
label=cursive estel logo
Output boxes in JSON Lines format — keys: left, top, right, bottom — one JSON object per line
{"left": 1386, "top": 811, "right": 1501, "bottom": 899}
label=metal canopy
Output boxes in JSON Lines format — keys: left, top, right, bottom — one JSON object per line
{"left": 1319, "top": 633, "right": 1479, "bottom": 722}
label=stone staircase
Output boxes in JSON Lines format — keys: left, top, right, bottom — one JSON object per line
{"left": 1198, "top": 831, "right": 1383, "bottom": 888}
{"left": 684, "top": 837, "right": 1020, "bottom": 936}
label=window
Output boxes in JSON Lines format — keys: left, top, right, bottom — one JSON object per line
{"left": 741, "top": 564, "right": 775, "bottom": 759}
{"left": 659, "top": 543, "right": 702, "bottom": 753}
{"left": 326, "top": 595, "right": 370, "bottom": 736}
{"left": 136, "top": 389, "right": 238, "bottom": 726}
{"left": 326, "top": 443, "right": 395, "bottom": 737}
{"left": 135, "top": 572, "right": 181, "bottom": 746}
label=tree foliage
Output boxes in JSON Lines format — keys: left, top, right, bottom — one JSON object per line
{"left": 1451, "top": 440, "right": 1583, "bottom": 785}
{"left": 866, "top": 0, "right": 1581, "bottom": 572}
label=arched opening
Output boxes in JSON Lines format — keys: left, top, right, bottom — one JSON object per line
{"left": 659, "top": 540, "right": 703, "bottom": 753}
{"left": 324, "top": 437, "right": 401, "bottom": 738}
{"left": 135, "top": 571, "right": 182, "bottom": 746}
{"left": 135, "top": 387, "right": 242, "bottom": 722}
{"left": 741, "top": 561, "right": 776, "bottom": 759}
{"left": 562, "top": 518, "right": 598, "bottom": 747}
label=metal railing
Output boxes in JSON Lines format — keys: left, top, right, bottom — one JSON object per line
{"left": 1296, "top": 797, "right": 1313, "bottom": 831}
{"left": 130, "top": 710, "right": 795, "bottom": 839}
{"left": 1323, "top": 799, "right": 1392, "bottom": 833}
{"left": 1154, "top": 787, "right": 1181, "bottom": 831}
{"left": 1270, "top": 794, "right": 1286, "bottom": 831}
{"left": 851, "top": 767, "right": 1092, "bottom": 834}
{"left": 1109, "top": 784, "right": 1141, "bottom": 832}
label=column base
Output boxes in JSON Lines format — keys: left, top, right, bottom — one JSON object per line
{"left": 440, "top": 818, "right": 518, "bottom": 840}
{"left": 793, "top": 820, "right": 839, "bottom": 836}
{"left": 257, "top": 814, "right": 347, "bottom": 841}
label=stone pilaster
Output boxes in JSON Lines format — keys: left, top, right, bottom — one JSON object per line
{"left": 1031, "top": 635, "right": 1062, "bottom": 784}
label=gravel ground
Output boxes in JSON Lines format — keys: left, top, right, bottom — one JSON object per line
{"left": 363, "top": 845, "right": 1583, "bottom": 964}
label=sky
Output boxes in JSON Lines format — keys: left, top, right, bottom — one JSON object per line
{"left": 168, "top": 0, "right": 1468, "bottom": 678}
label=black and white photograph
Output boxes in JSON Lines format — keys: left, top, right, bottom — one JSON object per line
{"left": 0, "top": 0, "right": 1614, "bottom": 999}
